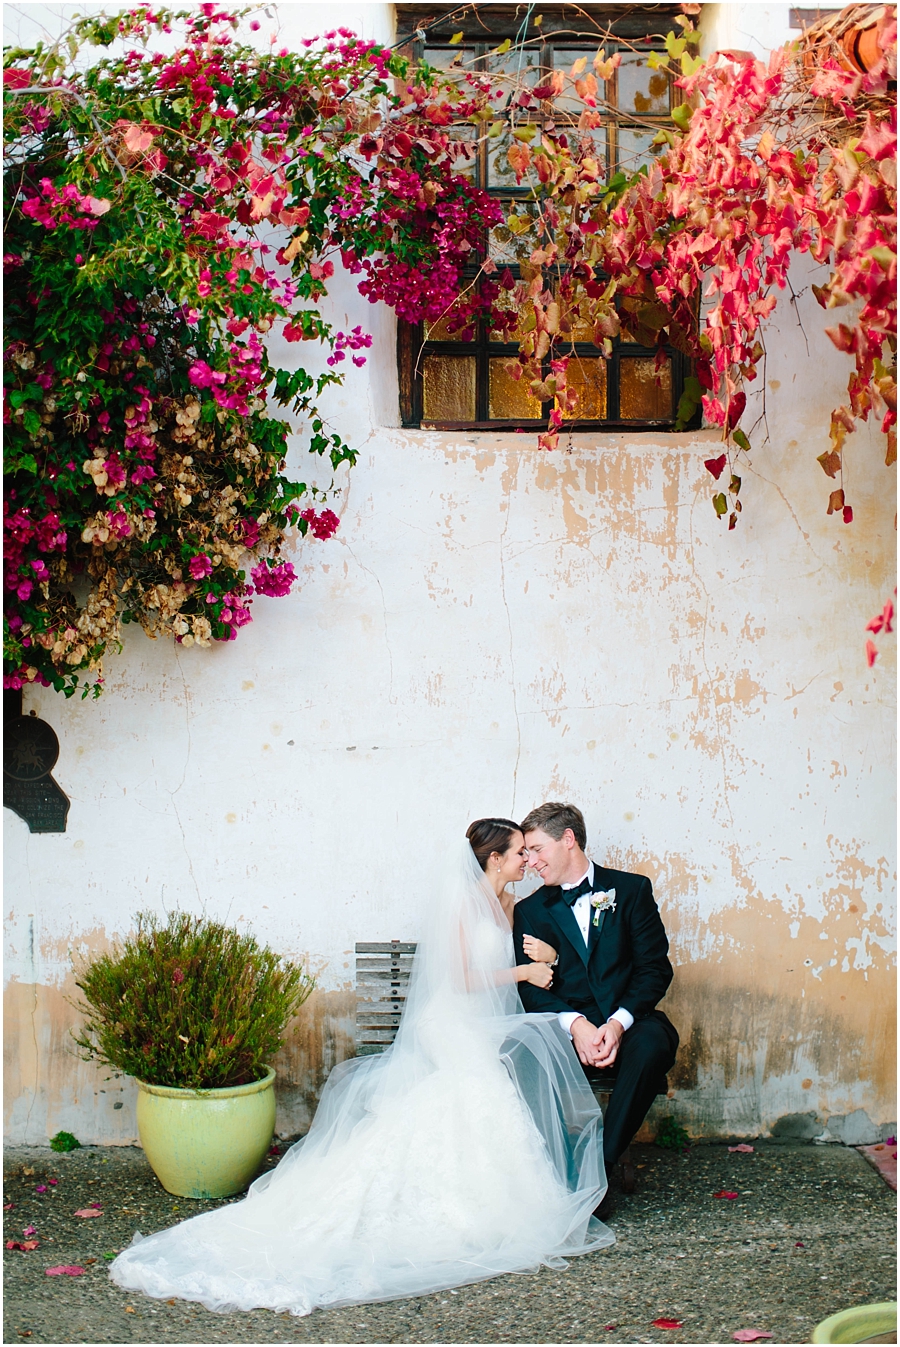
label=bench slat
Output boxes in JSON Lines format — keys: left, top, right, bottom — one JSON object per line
{"left": 355, "top": 942, "right": 417, "bottom": 954}
{"left": 355, "top": 940, "right": 418, "bottom": 1055}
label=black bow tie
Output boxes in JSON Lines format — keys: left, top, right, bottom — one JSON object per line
{"left": 562, "top": 877, "right": 592, "bottom": 905}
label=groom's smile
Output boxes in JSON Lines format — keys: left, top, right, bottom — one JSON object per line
{"left": 524, "top": 826, "right": 585, "bottom": 888}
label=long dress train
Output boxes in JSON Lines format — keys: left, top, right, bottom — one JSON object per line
{"left": 110, "top": 845, "right": 614, "bottom": 1315}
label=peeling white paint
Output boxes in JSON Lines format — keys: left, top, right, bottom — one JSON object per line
{"left": 2, "top": 2, "right": 896, "bottom": 1144}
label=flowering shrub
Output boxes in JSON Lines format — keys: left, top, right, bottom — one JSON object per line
{"left": 73, "top": 909, "right": 315, "bottom": 1089}
{"left": 3, "top": 4, "right": 500, "bottom": 695}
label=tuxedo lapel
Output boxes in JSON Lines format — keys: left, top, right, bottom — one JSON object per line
{"left": 587, "top": 865, "right": 612, "bottom": 961}
{"left": 543, "top": 888, "right": 590, "bottom": 967}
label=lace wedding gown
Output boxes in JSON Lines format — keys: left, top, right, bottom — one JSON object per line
{"left": 110, "top": 847, "right": 614, "bottom": 1315}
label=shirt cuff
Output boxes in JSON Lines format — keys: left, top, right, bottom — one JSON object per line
{"left": 609, "top": 1007, "right": 634, "bottom": 1032}
{"left": 558, "top": 1011, "right": 585, "bottom": 1037}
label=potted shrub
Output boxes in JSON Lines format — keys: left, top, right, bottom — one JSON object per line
{"left": 73, "top": 911, "right": 315, "bottom": 1199}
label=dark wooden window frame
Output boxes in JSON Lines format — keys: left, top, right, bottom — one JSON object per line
{"left": 395, "top": 3, "right": 696, "bottom": 433}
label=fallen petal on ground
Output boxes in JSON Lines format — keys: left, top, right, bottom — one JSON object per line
{"left": 729, "top": 1144, "right": 755, "bottom": 1153}
{"left": 45, "top": 1265, "right": 84, "bottom": 1276}
{"left": 733, "top": 1331, "right": 774, "bottom": 1342}
{"left": 652, "top": 1318, "right": 684, "bottom": 1329}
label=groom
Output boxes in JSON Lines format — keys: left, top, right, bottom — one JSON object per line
{"left": 513, "top": 802, "right": 678, "bottom": 1181}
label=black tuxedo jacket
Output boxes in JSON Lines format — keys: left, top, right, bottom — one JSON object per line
{"left": 512, "top": 864, "right": 673, "bottom": 1025}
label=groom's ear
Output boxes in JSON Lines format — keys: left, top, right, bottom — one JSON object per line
{"left": 563, "top": 828, "right": 576, "bottom": 850}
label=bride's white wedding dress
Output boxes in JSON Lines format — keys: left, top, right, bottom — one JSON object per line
{"left": 110, "top": 847, "right": 614, "bottom": 1315}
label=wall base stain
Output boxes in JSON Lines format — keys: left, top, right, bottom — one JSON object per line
{"left": 3, "top": 975, "right": 357, "bottom": 1145}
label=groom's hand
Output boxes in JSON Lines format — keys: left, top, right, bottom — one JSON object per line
{"left": 592, "top": 1019, "right": 624, "bottom": 1069}
{"left": 570, "top": 1016, "right": 604, "bottom": 1068}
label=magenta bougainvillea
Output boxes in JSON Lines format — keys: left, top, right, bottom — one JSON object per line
{"left": 3, "top": 4, "right": 501, "bottom": 695}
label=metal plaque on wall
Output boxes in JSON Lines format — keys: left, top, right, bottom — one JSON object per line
{"left": 3, "top": 714, "right": 70, "bottom": 833}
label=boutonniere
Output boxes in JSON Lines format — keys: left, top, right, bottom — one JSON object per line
{"left": 590, "top": 889, "right": 616, "bottom": 926}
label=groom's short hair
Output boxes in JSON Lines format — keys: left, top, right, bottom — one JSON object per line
{"left": 520, "top": 803, "right": 586, "bottom": 850}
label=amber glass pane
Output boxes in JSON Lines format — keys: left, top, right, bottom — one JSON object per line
{"left": 566, "top": 358, "right": 608, "bottom": 419}
{"left": 617, "top": 53, "right": 670, "bottom": 116}
{"left": 425, "top": 312, "right": 465, "bottom": 342}
{"left": 489, "top": 210, "right": 541, "bottom": 265}
{"left": 488, "top": 285, "right": 532, "bottom": 343}
{"left": 489, "top": 360, "right": 543, "bottom": 419}
{"left": 552, "top": 284, "right": 595, "bottom": 342}
{"left": 619, "top": 357, "right": 672, "bottom": 419}
{"left": 422, "top": 356, "right": 477, "bottom": 421}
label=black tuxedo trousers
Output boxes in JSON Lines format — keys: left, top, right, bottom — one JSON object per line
{"left": 512, "top": 865, "right": 679, "bottom": 1167}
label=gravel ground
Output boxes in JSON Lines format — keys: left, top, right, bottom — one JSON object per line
{"left": 3, "top": 1140, "right": 895, "bottom": 1345}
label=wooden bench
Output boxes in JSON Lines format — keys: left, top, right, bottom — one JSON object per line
{"left": 354, "top": 941, "right": 416, "bottom": 1055}
{"left": 355, "top": 941, "right": 663, "bottom": 1193}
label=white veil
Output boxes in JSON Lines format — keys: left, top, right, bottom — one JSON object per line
{"left": 110, "top": 843, "right": 614, "bottom": 1315}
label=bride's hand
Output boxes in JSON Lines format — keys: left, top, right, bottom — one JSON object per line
{"left": 523, "top": 960, "right": 554, "bottom": 989}
{"left": 522, "top": 935, "right": 557, "bottom": 965}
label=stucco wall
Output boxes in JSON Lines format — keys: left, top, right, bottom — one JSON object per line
{"left": 4, "top": 2, "right": 896, "bottom": 1145}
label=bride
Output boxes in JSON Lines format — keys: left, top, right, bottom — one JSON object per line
{"left": 110, "top": 818, "right": 614, "bottom": 1316}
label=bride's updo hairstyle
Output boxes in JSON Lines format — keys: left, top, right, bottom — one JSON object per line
{"left": 466, "top": 818, "right": 521, "bottom": 872}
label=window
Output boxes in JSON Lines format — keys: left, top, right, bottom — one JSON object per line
{"left": 395, "top": 4, "right": 695, "bottom": 430}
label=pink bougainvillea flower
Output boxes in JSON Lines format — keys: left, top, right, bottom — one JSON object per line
{"left": 22, "top": 1226, "right": 36, "bottom": 1237}
{"left": 7, "top": 1239, "right": 40, "bottom": 1251}
{"left": 34, "top": 1185, "right": 47, "bottom": 1194}
{"left": 728, "top": 1144, "right": 755, "bottom": 1153}
{"left": 45, "top": 1265, "right": 85, "bottom": 1276}
{"left": 652, "top": 1318, "right": 684, "bottom": 1330}
{"left": 714, "top": 1190, "right": 739, "bottom": 1199}
{"left": 188, "top": 554, "right": 213, "bottom": 580}
{"left": 795, "top": 1241, "right": 805, "bottom": 1248}
{"left": 73, "top": 1208, "right": 102, "bottom": 1218}
{"left": 733, "top": 1332, "right": 774, "bottom": 1342}
{"left": 866, "top": 639, "right": 879, "bottom": 667}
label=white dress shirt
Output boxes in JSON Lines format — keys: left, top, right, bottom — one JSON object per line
{"left": 557, "top": 862, "right": 634, "bottom": 1038}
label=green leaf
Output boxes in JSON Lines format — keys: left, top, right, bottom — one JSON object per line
{"left": 493, "top": 38, "right": 512, "bottom": 54}
{"left": 680, "top": 52, "right": 703, "bottom": 76}
{"left": 732, "top": 428, "right": 751, "bottom": 453}
{"left": 449, "top": 31, "right": 463, "bottom": 45}
{"left": 664, "top": 32, "right": 686, "bottom": 59}
{"left": 869, "top": 246, "right": 895, "bottom": 269}
{"left": 15, "top": 453, "right": 38, "bottom": 474}
{"left": 671, "top": 103, "right": 693, "bottom": 132}
{"left": 9, "top": 384, "right": 43, "bottom": 409}
{"left": 713, "top": 492, "right": 728, "bottom": 517}
{"left": 22, "top": 408, "right": 41, "bottom": 435}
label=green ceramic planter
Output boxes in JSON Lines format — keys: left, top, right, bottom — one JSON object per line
{"left": 811, "top": 1302, "right": 897, "bottom": 1344}
{"left": 136, "top": 1066, "right": 276, "bottom": 1199}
